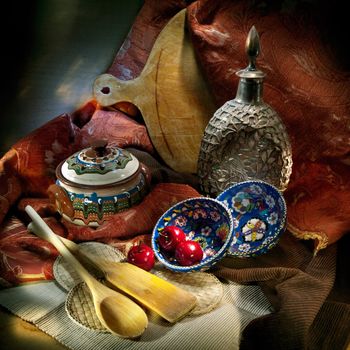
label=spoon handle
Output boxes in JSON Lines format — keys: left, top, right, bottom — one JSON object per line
{"left": 25, "top": 205, "right": 96, "bottom": 289}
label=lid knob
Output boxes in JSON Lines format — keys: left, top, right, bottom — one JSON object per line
{"left": 86, "top": 139, "right": 109, "bottom": 158}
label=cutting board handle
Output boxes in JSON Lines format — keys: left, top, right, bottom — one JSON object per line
{"left": 93, "top": 73, "right": 139, "bottom": 107}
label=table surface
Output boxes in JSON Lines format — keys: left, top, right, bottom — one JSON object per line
{"left": 0, "top": 306, "right": 64, "bottom": 350}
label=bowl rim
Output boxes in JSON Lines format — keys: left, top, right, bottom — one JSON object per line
{"left": 216, "top": 180, "right": 287, "bottom": 257}
{"left": 152, "top": 196, "right": 234, "bottom": 272}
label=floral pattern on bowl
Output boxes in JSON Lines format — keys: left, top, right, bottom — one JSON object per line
{"left": 152, "top": 197, "right": 234, "bottom": 272}
{"left": 216, "top": 180, "right": 287, "bottom": 257}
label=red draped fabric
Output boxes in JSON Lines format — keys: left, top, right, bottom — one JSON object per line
{"left": 0, "top": 1, "right": 349, "bottom": 348}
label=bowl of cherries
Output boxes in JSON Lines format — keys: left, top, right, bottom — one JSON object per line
{"left": 152, "top": 197, "right": 234, "bottom": 272}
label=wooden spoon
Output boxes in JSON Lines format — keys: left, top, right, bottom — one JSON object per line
{"left": 28, "top": 221, "right": 197, "bottom": 323}
{"left": 25, "top": 205, "right": 148, "bottom": 338}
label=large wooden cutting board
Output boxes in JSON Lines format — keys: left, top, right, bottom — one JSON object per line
{"left": 93, "top": 9, "right": 216, "bottom": 174}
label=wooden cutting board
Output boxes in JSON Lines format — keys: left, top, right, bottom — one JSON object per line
{"left": 93, "top": 9, "right": 216, "bottom": 174}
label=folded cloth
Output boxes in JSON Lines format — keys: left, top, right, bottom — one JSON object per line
{"left": 0, "top": 0, "right": 349, "bottom": 349}
{"left": 216, "top": 233, "right": 350, "bottom": 350}
{"left": 185, "top": 0, "right": 350, "bottom": 252}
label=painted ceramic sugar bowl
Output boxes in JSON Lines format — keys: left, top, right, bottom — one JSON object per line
{"left": 49, "top": 140, "right": 150, "bottom": 226}
{"left": 152, "top": 197, "right": 234, "bottom": 272}
{"left": 216, "top": 180, "right": 287, "bottom": 257}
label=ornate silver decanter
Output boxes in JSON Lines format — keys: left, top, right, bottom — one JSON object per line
{"left": 198, "top": 26, "right": 292, "bottom": 196}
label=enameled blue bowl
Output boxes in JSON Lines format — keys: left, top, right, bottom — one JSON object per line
{"left": 152, "top": 197, "right": 234, "bottom": 272}
{"left": 216, "top": 180, "right": 287, "bottom": 257}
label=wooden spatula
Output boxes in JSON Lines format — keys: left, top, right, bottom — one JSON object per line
{"left": 25, "top": 206, "right": 148, "bottom": 338}
{"left": 28, "top": 222, "right": 197, "bottom": 323}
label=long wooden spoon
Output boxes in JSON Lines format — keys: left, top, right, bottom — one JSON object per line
{"left": 25, "top": 205, "right": 148, "bottom": 338}
{"left": 29, "top": 221, "right": 197, "bottom": 323}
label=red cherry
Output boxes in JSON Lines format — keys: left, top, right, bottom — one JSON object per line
{"left": 175, "top": 240, "right": 203, "bottom": 266}
{"left": 127, "top": 243, "right": 155, "bottom": 271}
{"left": 158, "top": 226, "right": 186, "bottom": 252}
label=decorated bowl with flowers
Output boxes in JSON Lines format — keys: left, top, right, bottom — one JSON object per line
{"left": 152, "top": 197, "right": 234, "bottom": 272}
{"left": 216, "top": 180, "right": 287, "bottom": 257}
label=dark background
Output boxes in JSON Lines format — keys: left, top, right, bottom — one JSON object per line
{"left": 0, "top": 0, "right": 143, "bottom": 155}
{"left": 0, "top": 0, "right": 349, "bottom": 156}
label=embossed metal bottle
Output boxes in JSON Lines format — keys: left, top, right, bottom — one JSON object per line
{"left": 198, "top": 26, "right": 292, "bottom": 196}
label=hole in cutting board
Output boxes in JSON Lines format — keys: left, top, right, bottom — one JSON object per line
{"left": 101, "top": 86, "right": 111, "bottom": 94}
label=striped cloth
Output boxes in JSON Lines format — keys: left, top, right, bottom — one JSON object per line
{"left": 0, "top": 280, "right": 271, "bottom": 350}
{"left": 215, "top": 233, "right": 350, "bottom": 349}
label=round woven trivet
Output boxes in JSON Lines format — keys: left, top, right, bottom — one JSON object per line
{"left": 55, "top": 242, "right": 223, "bottom": 331}
{"left": 152, "top": 266, "right": 223, "bottom": 316}
{"left": 65, "top": 281, "right": 107, "bottom": 332}
{"left": 53, "top": 241, "right": 126, "bottom": 291}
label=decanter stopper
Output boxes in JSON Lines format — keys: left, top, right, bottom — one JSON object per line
{"left": 197, "top": 26, "right": 293, "bottom": 197}
{"left": 235, "top": 26, "right": 265, "bottom": 104}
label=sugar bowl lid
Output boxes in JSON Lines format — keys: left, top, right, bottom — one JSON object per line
{"left": 57, "top": 140, "right": 140, "bottom": 186}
